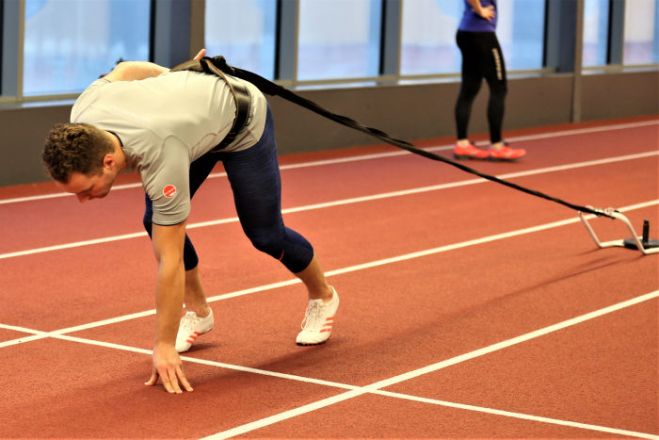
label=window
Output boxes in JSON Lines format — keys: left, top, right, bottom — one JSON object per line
{"left": 204, "top": 0, "right": 276, "bottom": 79}
{"left": 23, "top": 0, "right": 150, "bottom": 96}
{"left": 401, "top": 0, "right": 462, "bottom": 75}
{"left": 583, "top": 0, "right": 609, "bottom": 66}
{"left": 401, "top": 0, "right": 544, "bottom": 75}
{"left": 496, "top": 0, "right": 545, "bottom": 70}
{"left": 298, "top": 0, "right": 382, "bottom": 81}
{"left": 623, "top": 0, "right": 659, "bottom": 64}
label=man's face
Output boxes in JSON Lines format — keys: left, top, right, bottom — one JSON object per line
{"left": 61, "top": 167, "right": 117, "bottom": 203}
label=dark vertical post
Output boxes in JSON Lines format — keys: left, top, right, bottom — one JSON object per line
{"left": 152, "top": 0, "right": 195, "bottom": 67}
{"left": 277, "top": 0, "right": 299, "bottom": 82}
{"left": 607, "top": 0, "right": 625, "bottom": 65}
{"left": 380, "top": 0, "right": 402, "bottom": 77}
{"left": 545, "top": 0, "right": 582, "bottom": 122}
{"left": 1, "top": 0, "right": 21, "bottom": 98}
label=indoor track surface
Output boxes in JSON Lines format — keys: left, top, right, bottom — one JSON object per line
{"left": 0, "top": 116, "right": 657, "bottom": 439}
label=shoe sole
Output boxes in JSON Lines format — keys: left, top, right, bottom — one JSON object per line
{"left": 488, "top": 154, "right": 526, "bottom": 162}
{"left": 453, "top": 153, "right": 489, "bottom": 161}
{"left": 296, "top": 338, "right": 330, "bottom": 346}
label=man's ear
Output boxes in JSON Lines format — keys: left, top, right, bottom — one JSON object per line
{"left": 102, "top": 153, "right": 116, "bottom": 170}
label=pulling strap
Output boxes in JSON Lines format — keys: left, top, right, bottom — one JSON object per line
{"left": 198, "top": 56, "right": 616, "bottom": 219}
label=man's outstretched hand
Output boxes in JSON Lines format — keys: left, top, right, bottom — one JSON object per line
{"left": 145, "top": 342, "right": 193, "bottom": 394}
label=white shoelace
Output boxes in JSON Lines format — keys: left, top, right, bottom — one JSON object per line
{"left": 300, "top": 300, "right": 325, "bottom": 331}
{"left": 180, "top": 311, "right": 201, "bottom": 332}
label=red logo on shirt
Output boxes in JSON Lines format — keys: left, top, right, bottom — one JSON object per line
{"left": 163, "top": 184, "right": 177, "bottom": 198}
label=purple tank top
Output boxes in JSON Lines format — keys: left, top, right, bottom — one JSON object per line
{"left": 458, "top": 0, "right": 497, "bottom": 32}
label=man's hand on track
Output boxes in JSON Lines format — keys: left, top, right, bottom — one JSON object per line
{"left": 145, "top": 342, "right": 193, "bottom": 394}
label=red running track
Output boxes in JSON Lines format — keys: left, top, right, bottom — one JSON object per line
{"left": 0, "top": 116, "right": 657, "bottom": 439}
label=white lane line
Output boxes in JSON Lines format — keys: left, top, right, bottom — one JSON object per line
{"left": 0, "top": 323, "right": 44, "bottom": 333}
{"left": 373, "top": 389, "right": 659, "bottom": 440}
{"left": 1, "top": 198, "right": 654, "bottom": 344}
{"left": 0, "top": 231, "right": 149, "bottom": 260}
{"left": 203, "top": 290, "right": 659, "bottom": 440}
{"left": 5, "top": 292, "right": 658, "bottom": 440}
{"left": 502, "top": 119, "right": 658, "bottom": 143}
{"left": 1, "top": 150, "right": 656, "bottom": 261}
{"left": 48, "top": 279, "right": 301, "bottom": 336}
{"left": 0, "top": 334, "right": 45, "bottom": 348}
{"left": 1, "top": 119, "right": 656, "bottom": 206}
{"left": 321, "top": 199, "right": 659, "bottom": 278}
{"left": 53, "top": 334, "right": 360, "bottom": 391}
{"left": 0, "top": 324, "right": 48, "bottom": 348}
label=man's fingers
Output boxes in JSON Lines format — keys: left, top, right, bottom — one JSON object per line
{"left": 145, "top": 370, "right": 158, "bottom": 386}
{"left": 193, "top": 48, "right": 206, "bottom": 61}
{"left": 167, "top": 367, "right": 183, "bottom": 394}
{"left": 157, "top": 366, "right": 176, "bottom": 393}
{"left": 176, "top": 366, "right": 194, "bottom": 392}
{"left": 150, "top": 345, "right": 191, "bottom": 394}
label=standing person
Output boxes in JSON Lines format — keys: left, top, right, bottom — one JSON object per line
{"left": 41, "top": 50, "right": 340, "bottom": 394}
{"left": 453, "top": 0, "right": 526, "bottom": 161}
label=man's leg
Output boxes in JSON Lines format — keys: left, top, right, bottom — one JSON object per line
{"left": 223, "top": 108, "right": 337, "bottom": 344}
{"left": 179, "top": 152, "right": 220, "bottom": 317}
{"left": 184, "top": 266, "right": 211, "bottom": 315}
{"left": 173, "top": 265, "right": 214, "bottom": 352}
{"left": 223, "top": 109, "right": 330, "bottom": 296}
{"left": 294, "top": 255, "right": 333, "bottom": 301}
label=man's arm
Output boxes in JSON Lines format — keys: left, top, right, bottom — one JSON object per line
{"left": 103, "top": 49, "right": 206, "bottom": 82}
{"left": 144, "top": 221, "right": 193, "bottom": 393}
{"left": 103, "top": 61, "right": 169, "bottom": 82}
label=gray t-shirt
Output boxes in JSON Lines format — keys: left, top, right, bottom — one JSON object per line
{"left": 70, "top": 70, "right": 267, "bottom": 225}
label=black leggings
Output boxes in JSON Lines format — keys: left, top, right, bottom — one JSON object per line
{"left": 454, "top": 30, "right": 507, "bottom": 144}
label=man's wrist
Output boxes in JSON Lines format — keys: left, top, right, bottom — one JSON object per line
{"left": 154, "top": 339, "right": 175, "bottom": 349}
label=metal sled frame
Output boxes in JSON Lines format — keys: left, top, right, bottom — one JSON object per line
{"left": 579, "top": 209, "right": 659, "bottom": 255}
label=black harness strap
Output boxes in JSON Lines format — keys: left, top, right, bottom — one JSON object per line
{"left": 171, "top": 58, "right": 251, "bottom": 150}
{"left": 198, "top": 56, "right": 616, "bottom": 219}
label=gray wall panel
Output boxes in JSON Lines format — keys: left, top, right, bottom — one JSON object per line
{"left": 0, "top": 105, "right": 70, "bottom": 185}
{"left": 581, "top": 71, "right": 659, "bottom": 120}
{"left": 269, "top": 75, "right": 575, "bottom": 153}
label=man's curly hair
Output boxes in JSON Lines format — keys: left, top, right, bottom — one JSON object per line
{"left": 42, "top": 123, "right": 114, "bottom": 183}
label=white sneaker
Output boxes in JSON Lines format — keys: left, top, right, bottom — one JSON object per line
{"left": 296, "top": 287, "right": 339, "bottom": 346}
{"left": 175, "top": 309, "right": 214, "bottom": 353}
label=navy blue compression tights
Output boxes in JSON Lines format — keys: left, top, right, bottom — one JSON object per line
{"left": 142, "top": 108, "right": 314, "bottom": 274}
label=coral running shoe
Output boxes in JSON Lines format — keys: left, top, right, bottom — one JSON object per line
{"left": 453, "top": 142, "right": 489, "bottom": 160}
{"left": 488, "top": 144, "right": 526, "bottom": 161}
{"left": 175, "top": 309, "right": 214, "bottom": 353}
{"left": 296, "top": 287, "right": 339, "bottom": 346}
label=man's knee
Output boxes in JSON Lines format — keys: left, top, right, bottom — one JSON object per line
{"left": 248, "top": 232, "right": 283, "bottom": 258}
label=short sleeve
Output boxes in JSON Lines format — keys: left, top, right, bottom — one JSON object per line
{"left": 143, "top": 137, "right": 192, "bottom": 226}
